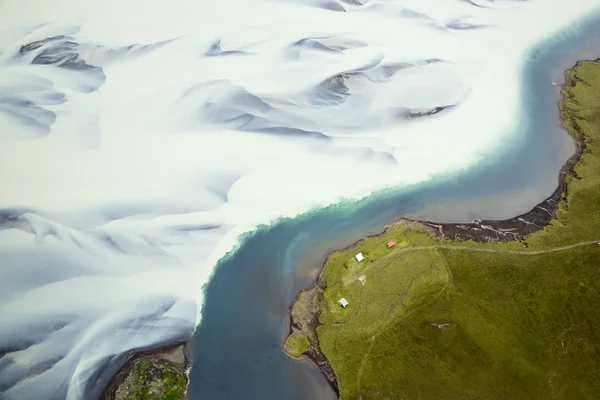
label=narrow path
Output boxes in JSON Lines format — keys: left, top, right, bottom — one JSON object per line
{"left": 353, "top": 239, "right": 600, "bottom": 398}
{"left": 346, "top": 239, "right": 600, "bottom": 286}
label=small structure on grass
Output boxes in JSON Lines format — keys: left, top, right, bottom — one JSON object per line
{"left": 387, "top": 240, "right": 396, "bottom": 248}
{"left": 355, "top": 252, "right": 364, "bottom": 262}
{"left": 338, "top": 298, "right": 349, "bottom": 308}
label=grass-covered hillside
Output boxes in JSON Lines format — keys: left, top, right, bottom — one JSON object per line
{"left": 290, "top": 60, "right": 600, "bottom": 399}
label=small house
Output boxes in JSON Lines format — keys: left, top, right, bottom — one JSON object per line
{"left": 387, "top": 240, "right": 396, "bottom": 248}
{"left": 338, "top": 298, "right": 349, "bottom": 308}
{"left": 355, "top": 252, "right": 364, "bottom": 262}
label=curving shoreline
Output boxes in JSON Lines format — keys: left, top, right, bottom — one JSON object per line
{"left": 282, "top": 58, "right": 596, "bottom": 394}
{"left": 101, "top": 56, "right": 596, "bottom": 399}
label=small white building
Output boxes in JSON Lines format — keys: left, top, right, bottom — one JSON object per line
{"left": 355, "top": 252, "right": 364, "bottom": 262}
{"left": 338, "top": 298, "right": 349, "bottom": 308}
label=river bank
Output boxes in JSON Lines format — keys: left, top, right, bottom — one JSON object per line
{"left": 416, "top": 56, "right": 596, "bottom": 243}
{"left": 285, "top": 59, "right": 600, "bottom": 398}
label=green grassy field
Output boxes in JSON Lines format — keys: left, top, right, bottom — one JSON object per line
{"left": 301, "top": 60, "right": 600, "bottom": 399}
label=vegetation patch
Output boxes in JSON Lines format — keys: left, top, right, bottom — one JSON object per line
{"left": 102, "top": 344, "right": 188, "bottom": 400}
{"left": 294, "top": 60, "right": 600, "bottom": 399}
{"left": 283, "top": 334, "right": 311, "bottom": 358}
{"left": 113, "top": 359, "right": 186, "bottom": 400}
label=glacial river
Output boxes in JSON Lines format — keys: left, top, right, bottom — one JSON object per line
{"left": 187, "top": 10, "right": 600, "bottom": 400}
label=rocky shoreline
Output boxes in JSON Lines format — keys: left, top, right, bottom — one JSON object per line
{"left": 286, "top": 285, "right": 340, "bottom": 395}
{"left": 419, "top": 131, "right": 584, "bottom": 245}
{"left": 283, "top": 61, "right": 587, "bottom": 393}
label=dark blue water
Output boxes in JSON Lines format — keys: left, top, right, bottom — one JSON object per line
{"left": 188, "top": 12, "right": 600, "bottom": 400}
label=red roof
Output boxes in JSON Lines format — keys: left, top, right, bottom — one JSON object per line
{"left": 387, "top": 240, "right": 396, "bottom": 248}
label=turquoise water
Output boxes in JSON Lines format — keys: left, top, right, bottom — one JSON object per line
{"left": 187, "top": 12, "right": 600, "bottom": 400}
